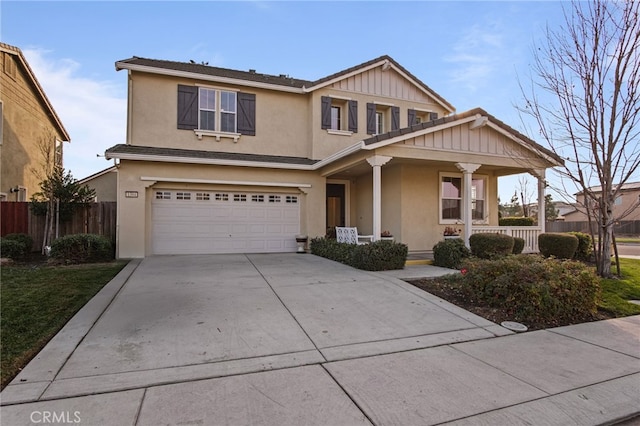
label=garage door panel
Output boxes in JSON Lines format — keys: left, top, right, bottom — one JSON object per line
{"left": 152, "top": 190, "right": 300, "bottom": 255}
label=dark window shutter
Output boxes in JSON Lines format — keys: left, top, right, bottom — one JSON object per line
{"left": 366, "top": 103, "right": 376, "bottom": 134}
{"left": 408, "top": 109, "right": 416, "bottom": 126}
{"left": 177, "top": 85, "right": 198, "bottom": 130}
{"left": 348, "top": 100, "right": 358, "bottom": 132}
{"left": 237, "top": 92, "right": 256, "bottom": 136}
{"left": 321, "top": 96, "right": 331, "bottom": 129}
{"left": 391, "top": 106, "right": 400, "bottom": 131}
{"left": 430, "top": 112, "right": 439, "bottom": 121}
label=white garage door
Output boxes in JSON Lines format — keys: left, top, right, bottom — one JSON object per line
{"left": 151, "top": 189, "right": 300, "bottom": 255}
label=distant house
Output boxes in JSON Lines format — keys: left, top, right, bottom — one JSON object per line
{"left": 78, "top": 165, "right": 118, "bottom": 202}
{"left": 0, "top": 43, "right": 70, "bottom": 202}
{"left": 563, "top": 182, "right": 640, "bottom": 222}
{"left": 107, "top": 55, "right": 562, "bottom": 258}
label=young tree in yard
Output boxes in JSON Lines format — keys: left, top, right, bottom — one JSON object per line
{"left": 518, "top": 0, "right": 640, "bottom": 277}
{"left": 545, "top": 194, "right": 558, "bottom": 222}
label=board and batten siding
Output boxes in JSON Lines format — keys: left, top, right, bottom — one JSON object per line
{"left": 330, "top": 68, "right": 434, "bottom": 104}
{"left": 401, "top": 123, "right": 533, "bottom": 159}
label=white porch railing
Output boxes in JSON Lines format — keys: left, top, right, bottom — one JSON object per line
{"left": 471, "top": 226, "right": 541, "bottom": 253}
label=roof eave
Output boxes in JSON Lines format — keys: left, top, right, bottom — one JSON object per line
{"left": 115, "top": 61, "right": 306, "bottom": 94}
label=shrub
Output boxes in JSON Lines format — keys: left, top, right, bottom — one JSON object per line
{"left": 50, "top": 234, "right": 113, "bottom": 264}
{"left": 469, "top": 233, "right": 514, "bottom": 259}
{"left": 512, "top": 237, "right": 525, "bottom": 254}
{"left": 310, "top": 237, "right": 355, "bottom": 264}
{"left": 538, "top": 233, "right": 578, "bottom": 259}
{"left": 1, "top": 233, "right": 33, "bottom": 258}
{"left": 310, "top": 237, "right": 408, "bottom": 271}
{"left": 1, "top": 238, "right": 26, "bottom": 260}
{"left": 351, "top": 240, "right": 408, "bottom": 271}
{"left": 499, "top": 217, "right": 535, "bottom": 226}
{"left": 568, "top": 232, "right": 593, "bottom": 262}
{"left": 433, "top": 239, "right": 470, "bottom": 269}
{"left": 461, "top": 255, "right": 600, "bottom": 325}
{"left": 3, "top": 233, "right": 34, "bottom": 253}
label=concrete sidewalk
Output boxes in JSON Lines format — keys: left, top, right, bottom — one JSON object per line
{"left": 1, "top": 254, "right": 638, "bottom": 425}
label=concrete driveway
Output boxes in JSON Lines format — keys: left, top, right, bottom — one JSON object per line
{"left": 2, "top": 254, "right": 639, "bottom": 425}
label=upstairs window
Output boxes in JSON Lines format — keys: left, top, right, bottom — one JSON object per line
{"left": 178, "top": 85, "right": 255, "bottom": 137}
{"left": 408, "top": 109, "right": 438, "bottom": 125}
{"left": 321, "top": 96, "right": 357, "bottom": 133}
{"left": 367, "top": 103, "right": 399, "bottom": 135}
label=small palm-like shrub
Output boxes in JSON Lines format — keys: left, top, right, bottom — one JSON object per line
{"left": 538, "top": 233, "right": 579, "bottom": 259}
{"left": 433, "top": 239, "right": 470, "bottom": 269}
{"left": 469, "top": 233, "right": 514, "bottom": 259}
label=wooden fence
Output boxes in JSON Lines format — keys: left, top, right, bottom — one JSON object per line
{"left": 1, "top": 202, "right": 117, "bottom": 251}
{"left": 546, "top": 220, "right": 640, "bottom": 236}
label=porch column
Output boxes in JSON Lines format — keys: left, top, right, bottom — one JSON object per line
{"left": 530, "top": 169, "right": 546, "bottom": 233}
{"left": 366, "top": 155, "right": 392, "bottom": 241}
{"left": 455, "top": 162, "right": 481, "bottom": 247}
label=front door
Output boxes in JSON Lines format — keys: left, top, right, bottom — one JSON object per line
{"left": 326, "top": 183, "right": 346, "bottom": 234}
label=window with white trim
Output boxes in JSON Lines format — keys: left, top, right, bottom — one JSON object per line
{"left": 375, "top": 111, "right": 384, "bottom": 135}
{"left": 268, "top": 195, "right": 281, "bottom": 203}
{"left": 286, "top": 196, "right": 298, "bottom": 204}
{"left": 176, "top": 192, "right": 191, "bottom": 200}
{"left": 252, "top": 195, "right": 265, "bottom": 203}
{"left": 439, "top": 173, "right": 487, "bottom": 223}
{"left": 156, "top": 191, "right": 171, "bottom": 200}
{"left": 215, "top": 193, "right": 229, "bottom": 201}
{"left": 196, "top": 192, "right": 211, "bottom": 201}
{"left": 198, "top": 88, "right": 237, "bottom": 133}
{"left": 233, "top": 194, "right": 247, "bottom": 202}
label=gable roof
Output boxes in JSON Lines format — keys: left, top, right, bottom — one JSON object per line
{"left": 115, "top": 55, "right": 454, "bottom": 112}
{"left": 576, "top": 181, "right": 640, "bottom": 195}
{"left": 78, "top": 165, "right": 117, "bottom": 184}
{"left": 362, "top": 107, "right": 564, "bottom": 166}
{"left": 0, "top": 42, "right": 70, "bottom": 141}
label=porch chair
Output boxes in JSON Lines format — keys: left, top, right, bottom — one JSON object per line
{"left": 335, "top": 227, "right": 374, "bottom": 245}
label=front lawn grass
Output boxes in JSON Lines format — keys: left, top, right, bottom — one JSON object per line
{"left": 1, "top": 261, "right": 128, "bottom": 389}
{"left": 599, "top": 258, "right": 640, "bottom": 316}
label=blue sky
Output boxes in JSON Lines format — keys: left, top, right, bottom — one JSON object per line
{"left": 2, "top": 1, "right": 570, "bottom": 203}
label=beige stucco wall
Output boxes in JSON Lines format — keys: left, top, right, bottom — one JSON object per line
{"left": 115, "top": 160, "right": 326, "bottom": 258}
{"left": 84, "top": 169, "right": 118, "bottom": 202}
{"left": 565, "top": 189, "right": 640, "bottom": 222}
{"left": 0, "top": 52, "right": 66, "bottom": 200}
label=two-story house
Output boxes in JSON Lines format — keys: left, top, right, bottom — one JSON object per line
{"left": 0, "top": 43, "right": 70, "bottom": 202}
{"left": 563, "top": 182, "right": 640, "bottom": 222}
{"left": 107, "top": 55, "right": 562, "bottom": 258}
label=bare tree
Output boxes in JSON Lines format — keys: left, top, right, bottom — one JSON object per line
{"left": 517, "top": 175, "right": 534, "bottom": 217}
{"left": 518, "top": 0, "right": 640, "bottom": 277}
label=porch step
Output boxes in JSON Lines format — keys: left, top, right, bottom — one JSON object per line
{"left": 405, "top": 259, "right": 432, "bottom": 266}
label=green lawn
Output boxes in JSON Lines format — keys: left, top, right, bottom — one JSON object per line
{"left": 599, "top": 258, "right": 640, "bottom": 316}
{"left": 1, "top": 261, "right": 128, "bottom": 389}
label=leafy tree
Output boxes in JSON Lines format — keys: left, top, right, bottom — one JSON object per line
{"left": 545, "top": 194, "right": 558, "bottom": 222}
{"left": 30, "top": 166, "right": 96, "bottom": 253}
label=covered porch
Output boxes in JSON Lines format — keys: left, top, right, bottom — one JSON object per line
{"left": 318, "top": 109, "right": 563, "bottom": 254}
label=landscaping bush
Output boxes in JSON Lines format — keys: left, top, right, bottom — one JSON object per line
{"left": 310, "top": 237, "right": 408, "bottom": 271}
{"left": 432, "top": 238, "right": 470, "bottom": 269}
{"left": 568, "top": 231, "right": 593, "bottom": 262}
{"left": 1, "top": 239, "right": 26, "bottom": 260}
{"left": 469, "top": 233, "right": 514, "bottom": 259}
{"left": 512, "top": 237, "right": 525, "bottom": 254}
{"left": 538, "top": 233, "right": 579, "bottom": 259}
{"left": 49, "top": 234, "right": 113, "bottom": 264}
{"left": 3, "top": 233, "right": 34, "bottom": 255}
{"left": 499, "top": 217, "right": 535, "bottom": 226}
{"left": 351, "top": 240, "right": 408, "bottom": 271}
{"left": 310, "top": 237, "right": 355, "bottom": 264}
{"left": 461, "top": 255, "right": 600, "bottom": 325}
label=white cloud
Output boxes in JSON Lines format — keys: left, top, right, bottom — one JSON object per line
{"left": 22, "top": 48, "right": 126, "bottom": 179}
{"left": 445, "top": 23, "right": 505, "bottom": 92}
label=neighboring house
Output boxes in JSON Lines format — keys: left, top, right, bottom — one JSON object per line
{"left": 563, "top": 182, "right": 640, "bottom": 222}
{"left": 0, "top": 43, "right": 70, "bottom": 202}
{"left": 107, "top": 55, "right": 562, "bottom": 258}
{"left": 78, "top": 165, "right": 118, "bottom": 202}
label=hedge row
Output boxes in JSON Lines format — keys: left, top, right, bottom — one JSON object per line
{"left": 310, "top": 238, "right": 408, "bottom": 271}
{"left": 0, "top": 233, "right": 34, "bottom": 259}
{"left": 50, "top": 234, "right": 113, "bottom": 264}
